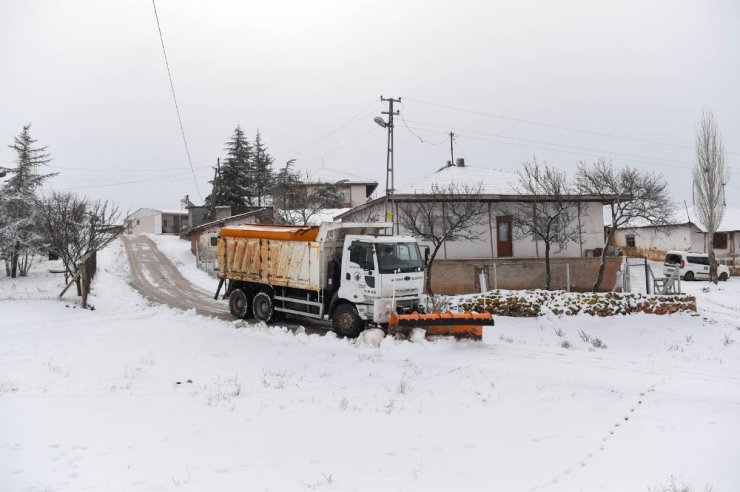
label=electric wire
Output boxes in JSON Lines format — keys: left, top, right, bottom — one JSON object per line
{"left": 151, "top": 0, "right": 202, "bottom": 201}
{"left": 404, "top": 96, "right": 740, "bottom": 156}
{"left": 404, "top": 118, "right": 694, "bottom": 168}
{"left": 276, "top": 100, "right": 380, "bottom": 160}
{"left": 398, "top": 109, "right": 447, "bottom": 145}
{"left": 301, "top": 127, "right": 381, "bottom": 165}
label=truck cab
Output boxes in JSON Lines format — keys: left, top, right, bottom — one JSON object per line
{"left": 337, "top": 235, "right": 426, "bottom": 325}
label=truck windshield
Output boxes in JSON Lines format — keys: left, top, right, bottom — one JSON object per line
{"left": 375, "top": 242, "right": 423, "bottom": 274}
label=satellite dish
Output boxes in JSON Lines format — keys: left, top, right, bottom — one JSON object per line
{"left": 373, "top": 116, "right": 387, "bottom": 128}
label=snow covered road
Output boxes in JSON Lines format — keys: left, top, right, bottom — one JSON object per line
{"left": 1, "top": 241, "right": 739, "bottom": 491}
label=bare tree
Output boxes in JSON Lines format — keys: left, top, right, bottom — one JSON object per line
{"left": 576, "top": 159, "right": 672, "bottom": 291}
{"left": 500, "top": 160, "right": 580, "bottom": 290}
{"left": 693, "top": 111, "right": 730, "bottom": 284}
{"left": 398, "top": 183, "right": 487, "bottom": 295}
{"left": 272, "top": 163, "right": 345, "bottom": 226}
{"left": 38, "top": 192, "right": 123, "bottom": 293}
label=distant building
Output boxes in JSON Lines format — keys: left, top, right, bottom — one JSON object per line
{"left": 299, "top": 168, "right": 378, "bottom": 208}
{"left": 610, "top": 205, "right": 740, "bottom": 271}
{"left": 126, "top": 208, "right": 189, "bottom": 235}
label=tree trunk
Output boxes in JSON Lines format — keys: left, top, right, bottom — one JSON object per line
{"left": 425, "top": 244, "right": 443, "bottom": 297}
{"left": 544, "top": 242, "right": 552, "bottom": 290}
{"left": 707, "top": 235, "right": 718, "bottom": 284}
{"left": 592, "top": 227, "right": 616, "bottom": 292}
{"left": 10, "top": 243, "right": 19, "bottom": 278}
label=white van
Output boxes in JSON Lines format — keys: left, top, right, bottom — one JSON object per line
{"left": 664, "top": 251, "right": 730, "bottom": 281}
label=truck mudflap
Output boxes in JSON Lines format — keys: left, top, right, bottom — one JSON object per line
{"left": 388, "top": 310, "right": 493, "bottom": 340}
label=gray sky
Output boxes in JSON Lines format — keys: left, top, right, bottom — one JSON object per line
{"left": 2, "top": 0, "right": 739, "bottom": 214}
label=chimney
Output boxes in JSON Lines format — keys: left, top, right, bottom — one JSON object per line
{"left": 456, "top": 158, "right": 465, "bottom": 167}
{"left": 445, "top": 160, "right": 452, "bottom": 167}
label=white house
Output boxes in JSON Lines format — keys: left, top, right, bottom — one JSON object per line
{"left": 611, "top": 206, "right": 740, "bottom": 263}
{"left": 126, "top": 208, "right": 189, "bottom": 235}
{"left": 337, "top": 163, "right": 608, "bottom": 260}
{"left": 335, "top": 162, "right": 616, "bottom": 293}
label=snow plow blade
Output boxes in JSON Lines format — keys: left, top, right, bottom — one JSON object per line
{"left": 388, "top": 310, "right": 492, "bottom": 340}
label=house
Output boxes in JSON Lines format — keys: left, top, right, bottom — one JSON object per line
{"left": 125, "top": 208, "right": 189, "bottom": 235}
{"left": 336, "top": 161, "right": 617, "bottom": 293}
{"left": 611, "top": 205, "right": 740, "bottom": 272}
{"left": 300, "top": 168, "right": 378, "bottom": 208}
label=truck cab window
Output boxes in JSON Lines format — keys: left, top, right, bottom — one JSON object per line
{"left": 349, "top": 241, "right": 374, "bottom": 270}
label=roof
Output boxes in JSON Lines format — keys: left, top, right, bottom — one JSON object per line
{"left": 606, "top": 205, "right": 740, "bottom": 232}
{"left": 186, "top": 208, "right": 268, "bottom": 236}
{"left": 128, "top": 207, "right": 187, "bottom": 219}
{"left": 304, "top": 168, "right": 377, "bottom": 185}
{"left": 220, "top": 224, "right": 319, "bottom": 242}
{"left": 336, "top": 164, "right": 611, "bottom": 220}
{"left": 397, "top": 165, "right": 520, "bottom": 195}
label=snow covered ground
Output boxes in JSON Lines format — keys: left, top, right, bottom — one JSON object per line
{"left": 1, "top": 239, "right": 739, "bottom": 491}
{"left": 0, "top": 256, "right": 67, "bottom": 300}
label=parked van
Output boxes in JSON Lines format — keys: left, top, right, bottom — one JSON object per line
{"left": 664, "top": 251, "right": 730, "bottom": 281}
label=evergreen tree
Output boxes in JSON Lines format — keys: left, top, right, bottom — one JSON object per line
{"left": 0, "top": 124, "right": 56, "bottom": 277}
{"left": 252, "top": 130, "right": 274, "bottom": 207}
{"left": 210, "top": 125, "right": 253, "bottom": 215}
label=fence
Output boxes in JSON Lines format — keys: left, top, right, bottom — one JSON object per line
{"left": 621, "top": 257, "right": 680, "bottom": 295}
{"left": 0, "top": 252, "right": 98, "bottom": 307}
{"left": 195, "top": 242, "right": 219, "bottom": 278}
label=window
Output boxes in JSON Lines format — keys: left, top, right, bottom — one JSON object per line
{"left": 136, "top": 219, "right": 140, "bottom": 225}
{"left": 349, "top": 241, "right": 374, "bottom": 270}
{"left": 498, "top": 221, "right": 509, "bottom": 242}
{"left": 687, "top": 256, "right": 709, "bottom": 266}
{"left": 376, "top": 242, "right": 423, "bottom": 274}
{"left": 210, "top": 236, "right": 218, "bottom": 247}
{"left": 713, "top": 232, "right": 728, "bottom": 250}
{"left": 626, "top": 235, "right": 636, "bottom": 248}
{"left": 339, "top": 188, "right": 351, "bottom": 205}
{"left": 163, "top": 219, "right": 168, "bottom": 227}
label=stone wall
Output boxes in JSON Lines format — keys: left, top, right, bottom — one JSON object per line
{"left": 431, "top": 257, "right": 622, "bottom": 294}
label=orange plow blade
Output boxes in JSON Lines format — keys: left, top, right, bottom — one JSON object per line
{"left": 388, "top": 310, "right": 493, "bottom": 340}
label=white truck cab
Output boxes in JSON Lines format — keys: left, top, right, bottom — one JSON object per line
{"left": 338, "top": 235, "right": 426, "bottom": 324}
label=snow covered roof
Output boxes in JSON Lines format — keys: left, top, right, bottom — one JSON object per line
{"left": 307, "top": 208, "right": 351, "bottom": 225}
{"left": 304, "top": 168, "right": 377, "bottom": 185}
{"left": 396, "top": 165, "right": 520, "bottom": 195}
{"left": 606, "top": 205, "right": 740, "bottom": 232}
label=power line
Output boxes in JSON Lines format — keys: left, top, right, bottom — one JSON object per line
{"left": 277, "top": 100, "right": 380, "bottom": 159}
{"left": 55, "top": 168, "right": 211, "bottom": 191}
{"left": 404, "top": 96, "right": 740, "bottom": 155}
{"left": 405, "top": 124, "right": 696, "bottom": 171}
{"left": 301, "top": 127, "right": 381, "bottom": 165}
{"left": 397, "top": 109, "right": 447, "bottom": 145}
{"left": 151, "top": 0, "right": 202, "bottom": 201}
{"left": 404, "top": 118, "right": 694, "bottom": 168}
{"left": 51, "top": 164, "right": 212, "bottom": 173}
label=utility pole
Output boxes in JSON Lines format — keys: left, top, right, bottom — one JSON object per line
{"left": 380, "top": 96, "right": 400, "bottom": 223}
{"left": 210, "top": 157, "right": 220, "bottom": 219}
{"left": 449, "top": 131, "right": 455, "bottom": 166}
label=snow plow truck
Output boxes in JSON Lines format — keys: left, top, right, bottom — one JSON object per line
{"left": 214, "top": 222, "right": 492, "bottom": 339}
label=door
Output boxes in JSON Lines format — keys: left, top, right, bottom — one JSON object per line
{"left": 344, "top": 240, "right": 377, "bottom": 295}
{"left": 496, "top": 216, "right": 513, "bottom": 257}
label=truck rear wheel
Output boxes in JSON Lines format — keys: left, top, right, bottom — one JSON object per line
{"left": 333, "top": 303, "right": 364, "bottom": 338}
{"left": 229, "top": 289, "right": 250, "bottom": 319}
{"left": 253, "top": 291, "right": 278, "bottom": 323}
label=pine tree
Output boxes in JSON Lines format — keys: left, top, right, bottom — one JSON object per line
{"left": 0, "top": 124, "right": 56, "bottom": 277}
{"left": 252, "top": 130, "right": 274, "bottom": 207}
{"left": 217, "top": 125, "right": 253, "bottom": 215}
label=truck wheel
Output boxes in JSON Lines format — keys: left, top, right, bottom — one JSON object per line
{"left": 229, "top": 289, "right": 250, "bottom": 319}
{"left": 253, "top": 291, "right": 278, "bottom": 323}
{"left": 333, "top": 303, "right": 364, "bottom": 338}
{"left": 683, "top": 271, "right": 694, "bottom": 281}
{"left": 719, "top": 272, "right": 729, "bottom": 281}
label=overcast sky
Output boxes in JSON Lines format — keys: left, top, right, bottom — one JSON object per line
{"left": 2, "top": 0, "right": 739, "bottom": 214}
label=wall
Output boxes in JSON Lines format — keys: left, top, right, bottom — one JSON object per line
{"left": 613, "top": 224, "right": 705, "bottom": 253}
{"left": 431, "top": 257, "right": 621, "bottom": 294}
{"left": 130, "top": 212, "right": 158, "bottom": 234}
{"left": 349, "top": 184, "right": 370, "bottom": 208}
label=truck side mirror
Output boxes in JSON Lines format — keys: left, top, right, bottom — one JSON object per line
{"left": 422, "top": 246, "right": 430, "bottom": 265}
